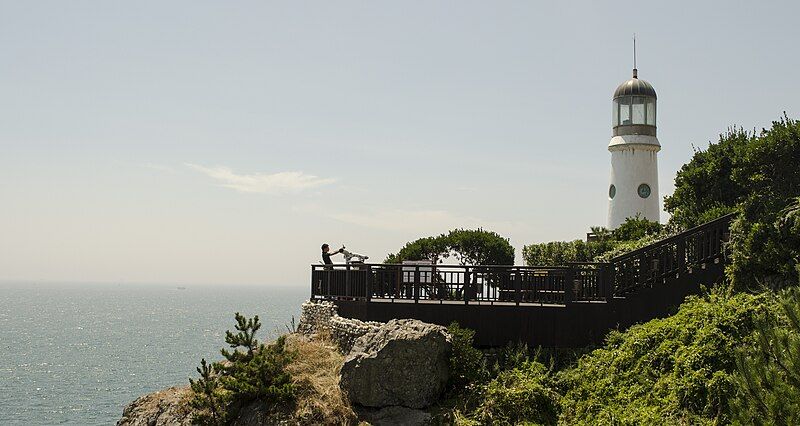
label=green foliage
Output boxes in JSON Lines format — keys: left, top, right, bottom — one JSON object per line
{"left": 189, "top": 359, "right": 229, "bottom": 425}
{"left": 190, "top": 313, "right": 295, "bottom": 425}
{"left": 557, "top": 289, "right": 769, "bottom": 425}
{"left": 664, "top": 115, "right": 800, "bottom": 287}
{"left": 386, "top": 228, "right": 514, "bottom": 265}
{"left": 476, "top": 361, "right": 560, "bottom": 425}
{"left": 664, "top": 127, "right": 751, "bottom": 230}
{"left": 385, "top": 236, "right": 450, "bottom": 264}
{"left": 732, "top": 287, "right": 800, "bottom": 425}
{"left": 447, "top": 322, "right": 488, "bottom": 391}
{"left": 592, "top": 233, "right": 661, "bottom": 263}
{"left": 217, "top": 335, "right": 295, "bottom": 404}
{"left": 522, "top": 216, "right": 663, "bottom": 266}
{"left": 522, "top": 239, "right": 598, "bottom": 266}
{"left": 221, "top": 313, "right": 261, "bottom": 362}
{"left": 610, "top": 215, "right": 663, "bottom": 241}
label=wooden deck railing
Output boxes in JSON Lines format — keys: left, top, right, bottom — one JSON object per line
{"left": 310, "top": 214, "right": 734, "bottom": 305}
{"left": 311, "top": 262, "right": 611, "bottom": 305}
{"left": 610, "top": 213, "right": 733, "bottom": 296}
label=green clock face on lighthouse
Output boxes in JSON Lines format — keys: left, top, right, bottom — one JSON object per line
{"left": 638, "top": 183, "right": 652, "bottom": 199}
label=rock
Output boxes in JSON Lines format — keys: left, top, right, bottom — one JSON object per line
{"left": 117, "top": 386, "right": 193, "bottom": 426}
{"left": 341, "top": 319, "right": 452, "bottom": 409}
{"left": 230, "top": 400, "right": 297, "bottom": 426}
{"left": 357, "top": 406, "right": 432, "bottom": 426}
{"left": 297, "top": 300, "right": 382, "bottom": 354}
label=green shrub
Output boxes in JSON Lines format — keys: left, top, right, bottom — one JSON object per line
{"left": 190, "top": 313, "right": 295, "bottom": 425}
{"left": 189, "top": 359, "right": 229, "bottom": 425}
{"left": 523, "top": 216, "right": 663, "bottom": 266}
{"left": 557, "top": 290, "right": 769, "bottom": 425}
{"left": 476, "top": 361, "right": 559, "bottom": 425}
{"left": 447, "top": 322, "right": 488, "bottom": 391}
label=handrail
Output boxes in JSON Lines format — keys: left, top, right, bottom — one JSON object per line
{"left": 610, "top": 213, "right": 735, "bottom": 264}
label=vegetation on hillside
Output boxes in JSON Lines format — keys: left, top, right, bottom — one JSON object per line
{"left": 522, "top": 215, "right": 663, "bottom": 266}
{"left": 439, "top": 115, "right": 800, "bottom": 425}
{"left": 437, "top": 287, "right": 800, "bottom": 425}
{"left": 189, "top": 314, "right": 355, "bottom": 425}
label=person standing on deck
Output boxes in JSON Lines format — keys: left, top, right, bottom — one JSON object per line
{"left": 321, "top": 243, "right": 343, "bottom": 265}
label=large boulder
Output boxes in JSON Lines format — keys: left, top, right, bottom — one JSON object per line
{"left": 340, "top": 319, "right": 452, "bottom": 409}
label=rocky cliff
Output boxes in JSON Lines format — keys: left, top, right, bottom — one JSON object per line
{"left": 118, "top": 301, "right": 452, "bottom": 425}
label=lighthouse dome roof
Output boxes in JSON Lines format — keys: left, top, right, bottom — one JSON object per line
{"left": 613, "top": 77, "right": 657, "bottom": 99}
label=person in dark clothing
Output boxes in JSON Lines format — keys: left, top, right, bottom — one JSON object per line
{"left": 321, "top": 243, "right": 343, "bottom": 265}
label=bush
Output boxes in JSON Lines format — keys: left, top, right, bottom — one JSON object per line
{"left": 189, "top": 313, "right": 296, "bottom": 425}
{"left": 522, "top": 216, "right": 663, "bottom": 266}
{"left": 557, "top": 289, "right": 769, "bottom": 425}
{"left": 475, "top": 361, "right": 559, "bottom": 425}
{"left": 446, "top": 322, "right": 488, "bottom": 391}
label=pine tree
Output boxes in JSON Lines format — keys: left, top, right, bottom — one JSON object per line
{"left": 220, "top": 312, "right": 261, "bottom": 363}
{"left": 733, "top": 287, "right": 800, "bottom": 425}
{"left": 189, "top": 358, "right": 228, "bottom": 425}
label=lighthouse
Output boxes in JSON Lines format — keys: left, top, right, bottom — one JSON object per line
{"left": 606, "top": 63, "right": 660, "bottom": 229}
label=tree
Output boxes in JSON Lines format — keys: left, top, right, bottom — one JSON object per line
{"left": 189, "top": 359, "right": 228, "bottom": 426}
{"left": 663, "top": 127, "right": 750, "bottom": 230}
{"left": 385, "top": 229, "right": 514, "bottom": 266}
{"left": 385, "top": 235, "right": 450, "bottom": 264}
{"left": 446, "top": 229, "right": 515, "bottom": 266}
{"left": 663, "top": 115, "right": 800, "bottom": 287}
{"left": 190, "top": 313, "right": 295, "bottom": 425}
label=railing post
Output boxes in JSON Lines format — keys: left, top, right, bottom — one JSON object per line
{"left": 366, "top": 265, "right": 372, "bottom": 302}
{"left": 414, "top": 266, "right": 420, "bottom": 303}
{"left": 345, "top": 265, "right": 351, "bottom": 298}
{"left": 463, "top": 267, "right": 471, "bottom": 305}
{"left": 325, "top": 267, "right": 330, "bottom": 299}
{"left": 676, "top": 238, "right": 686, "bottom": 276}
{"left": 564, "top": 268, "right": 574, "bottom": 305}
{"left": 602, "top": 263, "right": 614, "bottom": 301}
{"left": 514, "top": 267, "right": 521, "bottom": 306}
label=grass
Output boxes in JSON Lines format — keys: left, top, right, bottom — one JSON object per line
{"left": 284, "top": 333, "right": 358, "bottom": 425}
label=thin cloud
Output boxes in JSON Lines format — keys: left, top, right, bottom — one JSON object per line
{"left": 186, "top": 163, "right": 336, "bottom": 194}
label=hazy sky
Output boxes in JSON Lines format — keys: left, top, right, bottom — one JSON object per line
{"left": 2, "top": 1, "right": 798, "bottom": 286}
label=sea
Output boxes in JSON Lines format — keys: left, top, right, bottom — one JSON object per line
{"left": 0, "top": 282, "right": 308, "bottom": 425}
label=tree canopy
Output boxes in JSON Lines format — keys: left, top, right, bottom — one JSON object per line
{"left": 385, "top": 229, "right": 515, "bottom": 266}
{"left": 665, "top": 115, "right": 800, "bottom": 287}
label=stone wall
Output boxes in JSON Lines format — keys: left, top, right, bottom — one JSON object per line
{"left": 297, "top": 300, "right": 382, "bottom": 354}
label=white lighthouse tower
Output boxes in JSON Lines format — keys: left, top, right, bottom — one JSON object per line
{"left": 607, "top": 59, "right": 660, "bottom": 229}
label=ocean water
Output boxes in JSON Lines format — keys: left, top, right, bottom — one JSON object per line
{"left": 0, "top": 282, "right": 307, "bottom": 425}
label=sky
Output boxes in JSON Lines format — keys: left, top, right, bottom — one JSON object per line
{"left": 2, "top": 1, "right": 799, "bottom": 286}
